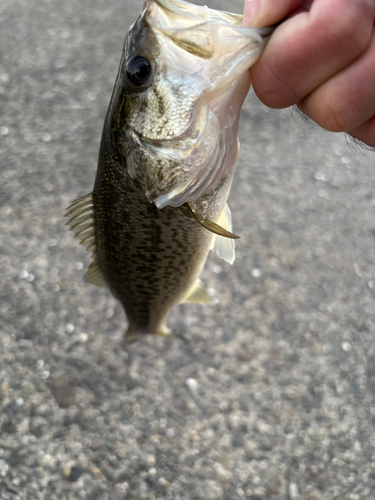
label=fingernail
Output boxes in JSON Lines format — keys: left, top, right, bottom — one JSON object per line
{"left": 243, "top": 0, "right": 262, "bottom": 26}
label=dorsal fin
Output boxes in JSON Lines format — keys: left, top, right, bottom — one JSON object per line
{"left": 65, "top": 194, "right": 96, "bottom": 257}
{"left": 66, "top": 194, "right": 106, "bottom": 290}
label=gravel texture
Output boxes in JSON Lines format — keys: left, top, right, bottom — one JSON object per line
{"left": 1, "top": 0, "right": 375, "bottom": 499}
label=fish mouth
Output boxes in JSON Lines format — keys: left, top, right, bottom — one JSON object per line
{"left": 145, "top": 0, "right": 273, "bottom": 91}
{"left": 146, "top": 0, "right": 244, "bottom": 29}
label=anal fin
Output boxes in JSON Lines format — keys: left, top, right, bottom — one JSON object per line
{"left": 181, "top": 280, "right": 218, "bottom": 305}
{"left": 84, "top": 260, "right": 107, "bottom": 288}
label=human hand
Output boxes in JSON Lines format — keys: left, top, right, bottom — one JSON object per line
{"left": 243, "top": 0, "right": 375, "bottom": 147}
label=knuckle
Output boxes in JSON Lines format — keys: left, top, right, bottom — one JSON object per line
{"left": 322, "top": 103, "right": 352, "bottom": 133}
{"left": 350, "top": 117, "right": 375, "bottom": 148}
{"left": 301, "top": 93, "right": 351, "bottom": 133}
{"left": 251, "top": 59, "right": 300, "bottom": 109}
{"left": 325, "top": 109, "right": 350, "bottom": 133}
{"left": 328, "top": 0, "right": 374, "bottom": 54}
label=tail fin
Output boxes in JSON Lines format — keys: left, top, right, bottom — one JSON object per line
{"left": 124, "top": 324, "right": 175, "bottom": 343}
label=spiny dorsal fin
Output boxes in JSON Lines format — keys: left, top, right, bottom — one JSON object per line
{"left": 84, "top": 260, "right": 107, "bottom": 288}
{"left": 210, "top": 204, "right": 236, "bottom": 265}
{"left": 65, "top": 194, "right": 102, "bottom": 288}
{"left": 185, "top": 203, "right": 240, "bottom": 240}
{"left": 65, "top": 194, "right": 96, "bottom": 257}
{"left": 181, "top": 280, "right": 218, "bottom": 305}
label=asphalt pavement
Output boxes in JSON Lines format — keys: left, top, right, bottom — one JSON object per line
{"left": 1, "top": 0, "right": 375, "bottom": 499}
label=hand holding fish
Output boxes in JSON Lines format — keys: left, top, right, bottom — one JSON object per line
{"left": 244, "top": 0, "right": 375, "bottom": 146}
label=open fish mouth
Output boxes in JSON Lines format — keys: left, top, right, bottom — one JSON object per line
{"left": 145, "top": 0, "right": 273, "bottom": 92}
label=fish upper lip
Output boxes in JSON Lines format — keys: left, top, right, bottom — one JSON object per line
{"left": 146, "top": 0, "right": 245, "bottom": 28}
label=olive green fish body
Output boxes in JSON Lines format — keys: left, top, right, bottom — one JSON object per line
{"left": 93, "top": 139, "right": 225, "bottom": 336}
{"left": 66, "top": 0, "right": 273, "bottom": 340}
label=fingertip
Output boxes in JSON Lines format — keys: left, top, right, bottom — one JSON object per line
{"left": 243, "top": 0, "right": 304, "bottom": 27}
{"left": 243, "top": 0, "right": 262, "bottom": 27}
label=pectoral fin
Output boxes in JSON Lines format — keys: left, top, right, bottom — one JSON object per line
{"left": 210, "top": 204, "right": 236, "bottom": 265}
{"left": 184, "top": 203, "right": 240, "bottom": 240}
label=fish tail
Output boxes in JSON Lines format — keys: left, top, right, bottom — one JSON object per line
{"left": 124, "top": 324, "right": 176, "bottom": 343}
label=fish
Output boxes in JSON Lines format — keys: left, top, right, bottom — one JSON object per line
{"left": 66, "top": 0, "right": 273, "bottom": 342}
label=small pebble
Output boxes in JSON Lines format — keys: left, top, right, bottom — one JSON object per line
{"left": 66, "top": 324, "right": 75, "bottom": 334}
{"left": 251, "top": 268, "right": 262, "bottom": 278}
{"left": 157, "top": 477, "right": 169, "bottom": 487}
{"left": 342, "top": 342, "right": 352, "bottom": 352}
{"left": 64, "top": 465, "right": 83, "bottom": 482}
{"left": 79, "top": 333, "right": 88, "bottom": 343}
{"left": 186, "top": 378, "right": 199, "bottom": 397}
{"left": 50, "top": 374, "right": 75, "bottom": 408}
{"left": 289, "top": 483, "right": 299, "bottom": 499}
{"left": 314, "top": 171, "right": 328, "bottom": 181}
{"left": 42, "top": 133, "right": 52, "bottom": 142}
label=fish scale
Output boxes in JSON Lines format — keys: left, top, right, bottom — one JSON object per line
{"left": 66, "top": 0, "right": 273, "bottom": 341}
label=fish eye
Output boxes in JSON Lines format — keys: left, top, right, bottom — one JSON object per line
{"left": 125, "top": 56, "right": 153, "bottom": 92}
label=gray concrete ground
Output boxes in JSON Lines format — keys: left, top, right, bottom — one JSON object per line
{"left": 1, "top": 0, "right": 375, "bottom": 499}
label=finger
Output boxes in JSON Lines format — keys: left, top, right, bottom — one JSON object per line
{"left": 349, "top": 116, "right": 375, "bottom": 147}
{"left": 243, "top": 0, "right": 304, "bottom": 28}
{"left": 250, "top": 0, "right": 375, "bottom": 109}
{"left": 299, "top": 33, "right": 375, "bottom": 133}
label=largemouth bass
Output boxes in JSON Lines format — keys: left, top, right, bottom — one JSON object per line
{"left": 66, "top": 0, "right": 272, "bottom": 341}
